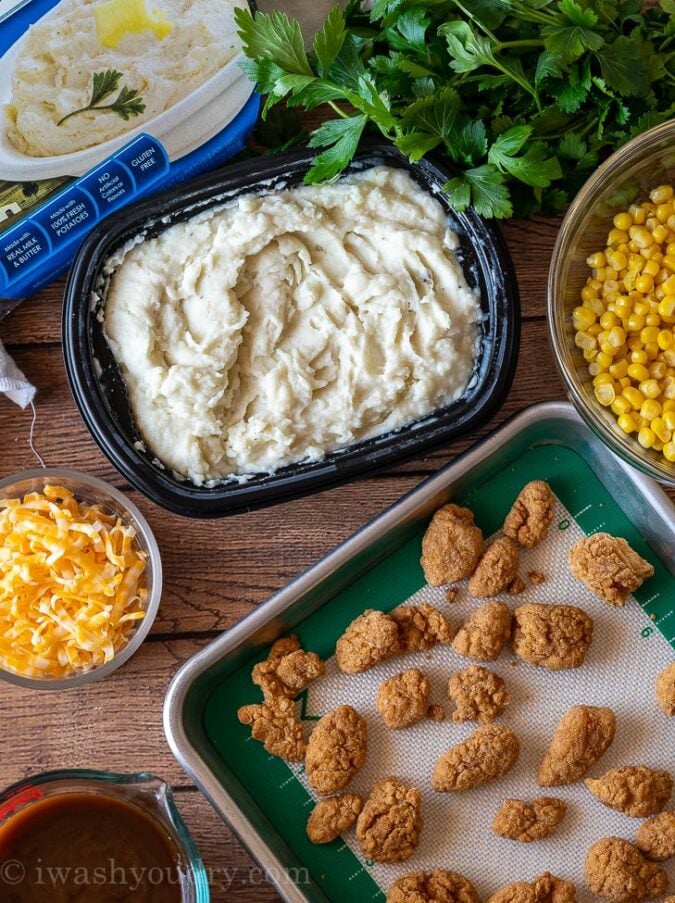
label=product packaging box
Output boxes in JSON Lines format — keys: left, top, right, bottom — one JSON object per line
{"left": 0, "top": 0, "right": 259, "bottom": 313}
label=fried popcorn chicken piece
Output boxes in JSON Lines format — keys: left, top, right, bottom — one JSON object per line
{"left": 421, "top": 504, "right": 484, "bottom": 586}
{"left": 335, "top": 609, "right": 400, "bottom": 674}
{"left": 452, "top": 601, "right": 512, "bottom": 662}
{"left": 448, "top": 664, "right": 509, "bottom": 723}
{"left": 488, "top": 872, "right": 576, "bottom": 903}
{"left": 387, "top": 869, "right": 481, "bottom": 903}
{"left": 391, "top": 603, "right": 453, "bottom": 652}
{"left": 636, "top": 812, "right": 675, "bottom": 861}
{"left": 656, "top": 662, "right": 675, "bottom": 717}
{"left": 356, "top": 777, "right": 423, "bottom": 863}
{"left": 305, "top": 705, "right": 368, "bottom": 794}
{"left": 469, "top": 536, "right": 520, "bottom": 597}
{"left": 376, "top": 668, "right": 430, "bottom": 730}
{"left": 503, "top": 481, "right": 555, "bottom": 549}
{"left": 507, "top": 575, "right": 527, "bottom": 595}
{"left": 237, "top": 695, "right": 306, "bottom": 762}
{"left": 432, "top": 724, "right": 520, "bottom": 792}
{"left": 252, "top": 642, "right": 325, "bottom": 701}
{"left": 427, "top": 704, "right": 446, "bottom": 722}
{"left": 492, "top": 797, "right": 567, "bottom": 842}
{"left": 568, "top": 533, "right": 654, "bottom": 607}
{"left": 512, "top": 603, "right": 593, "bottom": 671}
{"left": 306, "top": 793, "right": 363, "bottom": 844}
{"left": 585, "top": 766, "right": 673, "bottom": 818}
{"left": 538, "top": 705, "right": 616, "bottom": 786}
{"left": 585, "top": 837, "right": 669, "bottom": 902}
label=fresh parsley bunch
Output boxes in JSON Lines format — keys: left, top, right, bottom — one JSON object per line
{"left": 235, "top": 0, "right": 675, "bottom": 218}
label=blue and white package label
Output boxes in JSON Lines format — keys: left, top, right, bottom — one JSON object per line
{"left": 0, "top": 133, "right": 169, "bottom": 294}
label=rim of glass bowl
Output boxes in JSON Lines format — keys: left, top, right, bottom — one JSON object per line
{"left": 0, "top": 468, "right": 162, "bottom": 689}
{"left": 548, "top": 118, "right": 675, "bottom": 488}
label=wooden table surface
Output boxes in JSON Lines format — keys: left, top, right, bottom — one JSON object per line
{"left": 0, "top": 215, "right": 673, "bottom": 902}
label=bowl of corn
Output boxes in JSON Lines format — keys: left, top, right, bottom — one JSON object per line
{"left": 548, "top": 118, "right": 675, "bottom": 486}
{"left": 0, "top": 469, "right": 162, "bottom": 689}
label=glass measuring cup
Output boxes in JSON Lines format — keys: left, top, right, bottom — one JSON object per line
{"left": 0, "top": 770, "right": 209, "bottom": 902}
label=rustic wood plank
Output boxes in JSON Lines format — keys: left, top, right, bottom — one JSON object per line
{"left": 0, "top": 639, "right": 207, "bottom": 786}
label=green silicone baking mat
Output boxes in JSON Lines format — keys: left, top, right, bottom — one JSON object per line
{"left": 200, "top": 440, "right": 674, "bottom": 903}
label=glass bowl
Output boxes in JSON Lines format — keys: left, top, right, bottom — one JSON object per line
{"left": 0, "top": 770, "right": 209, "bottom": 902}
{"left": 0, "top": 468, "right": 162, "bottom": 689}
{"left": 548, "top": 118, "right": 675, "bottom": 487}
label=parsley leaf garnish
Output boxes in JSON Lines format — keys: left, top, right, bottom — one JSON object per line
{"left": 58, "top": 70, "right": 145, "bottom": 126}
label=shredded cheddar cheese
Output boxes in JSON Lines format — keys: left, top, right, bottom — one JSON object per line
{"left": 0, "top": 485, "right": 148, "bottom": 679}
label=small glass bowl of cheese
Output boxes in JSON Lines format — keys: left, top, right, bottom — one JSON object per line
{"left": 0, "top": 468, "right": 162, "bottom": 689}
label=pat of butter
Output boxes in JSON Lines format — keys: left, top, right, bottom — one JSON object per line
{"left": 94, "top": 0, "right": 174, "bottom": 48}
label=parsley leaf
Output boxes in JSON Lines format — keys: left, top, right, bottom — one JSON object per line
{"left": 444, "top": 165, "right": 513, "bottom": 218}
{"left": 313, "top": 5, "right": 347, "bottom": 78}
{"left": 306, "top": 114, "right": 368, "bottom": 182}
{"left": 57, "top": 69, "right": 145, "bottom": 126}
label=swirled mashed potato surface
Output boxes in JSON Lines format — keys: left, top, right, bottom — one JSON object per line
{"left": 6, "top": 0, "right": 244, "bottom": 157}
{"left": 103, "top": 167, "right": 482, "bottom": 485}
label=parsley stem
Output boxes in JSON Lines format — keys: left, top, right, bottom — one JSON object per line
{"left": 327, "top": 100, "right": 350, "bottom": 119}
{"left": 493, "top": 39, "right": 544, "bottom": 51}
{"left": 58, "top": 103, "right": 122, "bottom": 126}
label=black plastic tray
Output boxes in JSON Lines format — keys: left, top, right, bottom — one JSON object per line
{"left": 62, "top": 142, "right": 520, "bottom": 517}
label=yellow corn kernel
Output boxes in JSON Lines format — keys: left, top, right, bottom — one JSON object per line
{"left": 658, "top": 329, "right": 674, "bottom": 350}
{"left": 595, "top": 351, "right": 613, "bottom": 369}
{"left": 587, "top": 251, "right": 606, "bottom": 268}
{"left": 595, "top": 383, "right": 616, "bottom": 406}
{"left": 607, "top": 326, "right": 626, "bottom": 347}
{"left": 651, "top": 417, "right": 672, "bottom": 443}
{"left": 663, "top": 410, "right": 675, "bottom": 430}
{"left": 638, "top": 426, "right": 657, "bottom": 448}
{"left": 629, "top": 205, "right": 647, "bottom": 225}
{"left": 640, "top": 398, "right": 661, "bottom": 420}
{"left": 645, "top": 342, "right": 660, "bottom": 359}
{"left": 640, "top": 325, "right": 660, "bottom": 344}
{"left": 593, "top": 373, "right": 614, "bottom": 386}
{"left": 614, "top": 212, "right": 633, "bottom": 231}
{"left": 609, "top": 359, "right": 628, "bottom": 378}
{"left": 663, "top": 441, "right": 675, "bottom": 462}
{"left": 645, "top": 314, "right": 662, "bottom": 327}
{"left": 622, "top": 386, "right": 645, "bottom": 409}
{"left": 599, "top": 311, "right": 618, "bottom": 329}
{"left": 583, "top": 348, "right": 598, "bottom": 363}
{"left": 618, "top": 413, "right": 637, "bottom": 433}
{"left": 651, "top": 185, "right": 674, "bottom": 204}
{"left": 573, "top": 306, "right": 596, "bottom": 330}
{"left": 608, "top": 228, "right": 629, "bottom": 246}
{"left": 652, "top": 223, "right": 670, "bottom": 243}
{"left": 643, "top": 258, "right": 661, "bottom": 277}
{"left": 588, "top": 324, "right": 602, "bottom": 337}
{"left": 635, "top": 274, "right": 654, "bottom": 294}
{"left": 631, "top": 349, "right": 648, "bottom": 364}
{"left": 575, "top": 331, "right": 597, "bottom": 351}
{"left": 619, "top": 376, "right": 631, "bottom": 389}
{"left": 639, "top": 378, "right": 661, "bottom": 399}
{"left": 627, "top": 314, "right": 645, "bottom": 331}
{"left": 660, "top": 255, "right": 675, "bottom": 271}
{"left": 658, "top": 297, "right": 675, "bottom": 319}
{"left": 581, "top": 285, "right": 599, "bottom": 303}
{"left": 665, "top": 399, "right": 675, "bottom": 412}
{"left": 584, "top": 297, "right": 605, "bottom": 316}
{"left": 633, "top": 300, "right": 651, "bottom": 316}
{"left": 627, "top": 363, "right": 650, "bottom": 382}
{"left": 649, "top": 361, "right": 667, "bottom": 380}
{"left": 611, "top": 395, "right": 631, "bottom": 415}
{"left": 629, "top": 225, "right": 653, "bottom": 248}
{"left": 608, "top": 251, "right": 627, "bottom": 271}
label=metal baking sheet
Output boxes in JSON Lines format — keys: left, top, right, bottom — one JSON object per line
{"left": 164, "top": 401, "right": 675, "bottom": 903}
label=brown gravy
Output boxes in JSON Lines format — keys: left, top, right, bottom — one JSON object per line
{"left": 0, "top": 792, "right": 184, "bottom": 901}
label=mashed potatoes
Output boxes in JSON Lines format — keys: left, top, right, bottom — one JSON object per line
{"left": 6, "top": 0, "right": 244, "bottom": 157}
{"left": 103, "top": 167, "right": 482, "bottom": 485}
